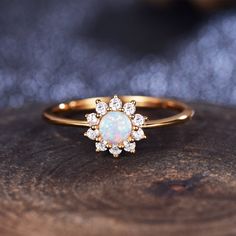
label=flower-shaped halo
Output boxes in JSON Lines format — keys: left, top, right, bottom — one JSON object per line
{"left": 84, "top": 95, "right": 147, "bottom": 157}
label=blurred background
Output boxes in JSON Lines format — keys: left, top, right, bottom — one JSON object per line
{"left": 0, "top": 0, "right": 236, "bottom": 110}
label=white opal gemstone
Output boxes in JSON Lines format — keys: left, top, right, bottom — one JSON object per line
{"left": 99, "top": 111, "right": 132, "bottom": 145}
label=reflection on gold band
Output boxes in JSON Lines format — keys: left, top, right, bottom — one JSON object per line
{"left": 43, "top": 96, "right": 194, "bottom": 128}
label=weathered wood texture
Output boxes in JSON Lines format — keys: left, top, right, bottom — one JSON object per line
{"left": 0, "top": 103, "right": 236, "bottom": 236}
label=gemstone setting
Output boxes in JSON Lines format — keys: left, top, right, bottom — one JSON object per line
{"left": 96, "top": 140, "right": 107, "bottom": 152}
{"left": 96, "top": 101, "right": 108, "bottom": 115}
{"left": 132, "top": 114, "right": 145, "bottom": 127}
{"left": 84, "top": 95, "right": 147, "bottom": 157}
{"left": 109, "top": 145, "right": 122, "bottom": 157}
{"left": 86, "top": 113, "right": 99, "bottom": 126}
{"left": 85, "top": 128, "right": 99, "bottom": 140}
{"left": 109, "top": 96, "right": 122, "bottom": 111}
{"left": 123, "top": 102, "right": 136, "bottom": 115}
{"left": 124, "top": 141, "right": 136, "bottom": 153}
{"left": 132, "top": 128, "right": 146, "bottom": 141}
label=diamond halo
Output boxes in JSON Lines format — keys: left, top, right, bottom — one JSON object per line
{"left": 84, "top": 95, "right": 147, "bottom": 157}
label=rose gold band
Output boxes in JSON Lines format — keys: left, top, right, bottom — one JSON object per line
{"left": 43, "top": 96, "right": 194, "bottom": 129}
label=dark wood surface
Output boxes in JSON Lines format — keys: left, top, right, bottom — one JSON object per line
{"left": 0, "top": 103, "right": 236, "bottom": 236}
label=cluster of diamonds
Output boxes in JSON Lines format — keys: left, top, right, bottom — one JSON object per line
{"left": 84, "top": 95, "right": 147, "bottom": 157}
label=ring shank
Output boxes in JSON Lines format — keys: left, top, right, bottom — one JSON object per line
{"left": 43, "top": 96, "right": 194, "bottom": 128}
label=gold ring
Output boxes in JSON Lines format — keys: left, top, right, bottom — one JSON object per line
{"left": 43, "top": 95, "right": 194, "bottom": 157}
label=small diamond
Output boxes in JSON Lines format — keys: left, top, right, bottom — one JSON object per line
{"left": 86, "top": 113, "right": 99, "bottom": 126}
{"left": 109, "top": 97, "right": 122, "bottom": 110}
{"left": 96, "top": 140, "right": 107, "bottom": 152}
{"left": 109, "top": 145, "right": 122, "bottom": 157}
{"left": 132, "top": 128, "right": 146, "bottom": 141}
{"left": 96, "top": 102, "right": 108, "bottom": 115}
{"left": 85, "top": 128, "right": 99, "bottom": 140}
{"left": 123, "top": 102, "right": 136, "bottom": 115}
{"left": 132, "top": 114, "right": 145, "bottom": 127}
{"left": 124, "top": 141, "right": 136, "bottom": 153}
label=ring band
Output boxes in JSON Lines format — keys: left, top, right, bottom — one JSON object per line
{"left": 43, "top": 96, "right": 194, "bottom": 157}
{"left": 44, "top": 96, "right": 194, "bottom": 128}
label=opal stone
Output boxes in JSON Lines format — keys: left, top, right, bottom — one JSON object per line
{"left": 99, "top": 111, "right": 132, "bottom": 145}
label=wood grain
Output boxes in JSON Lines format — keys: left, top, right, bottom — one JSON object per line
{"left": 0, "top": 103, "right": 236, "bottom": 236}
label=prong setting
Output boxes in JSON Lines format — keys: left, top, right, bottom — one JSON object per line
{"left": 133, "top": 126, "right": 139, "bottom": 131}
{"left": 84, "top": 95, "right": 147, "bottom": 157}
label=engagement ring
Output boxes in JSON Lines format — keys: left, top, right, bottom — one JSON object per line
{"left": 43, "top": 96, "right": 194, "bottom": 157}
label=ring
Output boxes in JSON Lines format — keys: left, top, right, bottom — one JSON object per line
{"left": 43, "top": 95, "right": 194, "bottom": 157}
